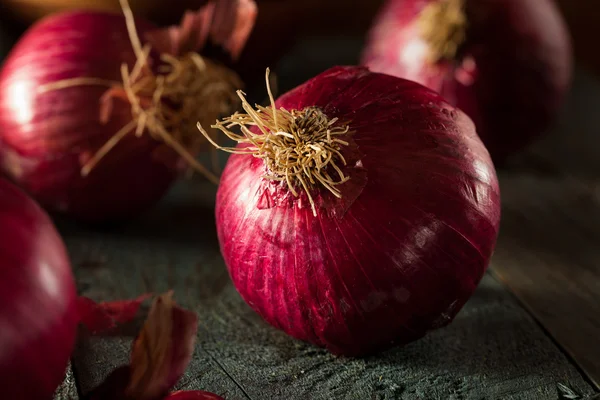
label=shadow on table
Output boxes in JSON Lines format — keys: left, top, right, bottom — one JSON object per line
{"left": 188, "top": 275, "right": 587, "bottom": 399}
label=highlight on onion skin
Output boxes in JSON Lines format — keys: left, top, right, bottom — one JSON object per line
{"left": 0, "top": 11, "right": 176, "bottom": 223}
{"left": 0, "top": 0, "right": 256, "bottom": 224}
{"left": 0, "top": 178, "right": 78, "bottom": 399}
{"left": 361, "top": 0, "right": 573, "bottom": 163}
{"left": 201, "top": 66, "right": 501, "bottom": 356}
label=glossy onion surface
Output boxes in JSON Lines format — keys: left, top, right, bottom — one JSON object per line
{"left": 0, "top": 178, "right": 78, "bottom": 399}
{"left": 362, "top": 0, "right": 572, "bottom": 162}
{"left": 0, "top": 12, "right": 176, "bottom": 223}
{"left": 216, "top": 66, "right": 501, "bottom": 356}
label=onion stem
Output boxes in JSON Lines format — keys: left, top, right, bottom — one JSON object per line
{"left": 198, "top": 69, "right": 353, "bottom": 216}
{"left": 37, "top": 0, "right": 244, "bottom": 184}
{"left": 418, "top": 0, "right": 467, "bottom": 63}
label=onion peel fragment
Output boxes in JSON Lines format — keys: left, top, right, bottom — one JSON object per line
{"left": 198, "top": 68, "right": 353, "bottom": 216}
{"left": 85, "top": 292, "right": 199, "bottom": 400}
{"left": 78, "top": 293, "right": 152, "bottom": 336}
{"left": 166, "top": 391, "right": 225, "bottom": 400}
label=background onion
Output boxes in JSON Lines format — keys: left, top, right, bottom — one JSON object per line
{"left": 0, "top": 0, "right": 204, "bottom": 26}
{"left": 213, "top": 66, "right": 501, "bottom": 356}
{"left": 361, "top": 0, "right": 572, "bottom": 162}
{"left": 0, "top": 11, "right": 180, "bottom": 223}
{"left": 0, "top": 178, "right": 78, "bottom": 399}
{"left": 0, "top": 0, "right": 390, "bottom": 92}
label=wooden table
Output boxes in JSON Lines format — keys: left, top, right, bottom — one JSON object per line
{"left": 38, "top": 36, "right": 600, "bottom": 399}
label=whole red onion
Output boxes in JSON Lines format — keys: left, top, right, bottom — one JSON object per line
{"left": 0, "top": 178, "right": 78, "bottom": 399}
{"left": 0, "top": 1, "right": 256, "bottom": 223}
{"left": 0, "top": 12, "right": 174, "bottom": 223}
{"left": 202, "top": 66, "right": 501, "bottom": 356}
{"left": 361, "top": 0, "right": 572, "bottom": 162}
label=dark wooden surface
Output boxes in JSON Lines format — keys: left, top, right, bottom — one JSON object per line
{"left": 60, "top": 181, "right": 594, "bottom": 400}
{"left": 8, "top": 35, "right": 596, "bottom": 399}
{"left": 492, "top": 67, "right": 600, "bottom": 390}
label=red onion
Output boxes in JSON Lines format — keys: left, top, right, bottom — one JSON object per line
{"left": 361, "top": 0, "right": 572, "bottom": 162}
{"left": 199, "top": 66, "right": 501, "bottom": 356}
{"left": 0, "top": 177, "right": 78, "bottom": 399}
{"left": 0, "top": 0, "right": 256, "bottom": 223}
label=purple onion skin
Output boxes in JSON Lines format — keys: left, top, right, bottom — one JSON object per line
{"left": 0, "top": 11, "right": 176, "bottom": 224}
{"left": 362, "top": 0, "right": 573, "bottom": 163}
{"left": 0, "top": 178, "right": 78, "bottom": 399}
{"left": 167, "top": 391, "right": 225, "bottom": 400}
{"left": 216, "top": 66, "right": 501, "bottom": 356}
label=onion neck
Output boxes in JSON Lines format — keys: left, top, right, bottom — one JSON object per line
{"left": 198, "top": 69, "right": 353, "bottom": 217}
{"left": 418, "top": 0, "right": 467, "bottom": 64}
{"left": 38, "top": 0, "right": 243, "bottom": 184}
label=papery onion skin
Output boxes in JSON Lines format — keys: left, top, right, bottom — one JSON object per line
{"left": 0, "top": 178, "right": 78, "bottom": 399}
{"left": 361, "top": 0, "right": 572, "bottom": 162}
{"left": 0, "top": 11, "right": 176, "bottom": 223}
{"left": 167, "top": 391, "right": 225, "bottom": 400}
{"left": 215, "top": 66, "right": 501, "bottom": 356}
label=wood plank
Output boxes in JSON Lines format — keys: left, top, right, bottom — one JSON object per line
{"left": 492, "top": 68, "right": 600, "bottom": 390}
{"left": 54, "top": 363, "right": 79, "bottom": 400}
{"left": 61, "top": 180, "right": 595, "bottom": 400}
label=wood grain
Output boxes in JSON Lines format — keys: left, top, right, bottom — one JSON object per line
{"left": 491, "top": 68, "right": 600, "bottom": 390}
{"left": 54, "top": 363, "right": 79, "bottom": 400}
{"left": 59, "top": 179, "right": 594, "bottom": 400}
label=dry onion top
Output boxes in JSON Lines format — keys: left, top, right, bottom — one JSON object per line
{"left": 39, "top": 0, "right": 244, "bottom": 183}
{"left": 198, "top": 69, "right": 353, "bottom": 216}
{"left": 418, "top": 0, "right": 467, "bottom": 63}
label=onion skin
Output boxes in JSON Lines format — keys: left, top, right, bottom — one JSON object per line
{"left": 78, "top": 294, "right": 151, "bottom": 335}
{"left": 0, "top": 178, "right": 78, "bottom": 399}
{"left": 85, "top": 293, "right": 202, "bottom": 400}
{"left": 167, "top": 391, "right": 225, "bottom": 400}
{"left": 0, "top": 11, "right": 176, "bottom": 223}
{"left": 361, "top": 0, "right": 573, "bottom": 162}
{"left": 215, "top": 66, "right": 501, "bottom": 356}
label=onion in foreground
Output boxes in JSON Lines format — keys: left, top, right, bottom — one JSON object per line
{"left": 199, "top": 66, "right": 501, "bottom": 356}
{"left": 0, "top": 178, "right": 78, "bottom": 399}
{"left": 0, "top": 0, "right": 256, "bottom": 223}
{"left": 361, "top": 0, "right": 572, "bottom": 162}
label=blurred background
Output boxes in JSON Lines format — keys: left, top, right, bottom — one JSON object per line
{"left": 1, "top": 0, "right": 599, "bottom": 75}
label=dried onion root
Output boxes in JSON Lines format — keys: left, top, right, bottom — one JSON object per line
{"left": 417, "top": 0, "right": 467, "bottom": 63}
{"left": 39, "top": 0, "right": 243, "bottom": 183}
{"left": 198, "top": 69, "right": 352, "bottom": 216}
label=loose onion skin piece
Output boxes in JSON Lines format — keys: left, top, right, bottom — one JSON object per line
{"left": 0, "top": 11, "right": 176, "bottom": 223}
{"left": 0, "top": 178, "right": 78, "bottom": 399}
{"left": 213, "top": 66, "right": 501, "bottom": 356}
{"left": 81, "top": 293, "right": 220, "bottom": 400}
{"left": 361, "top": 0, "right": 572, "bottom": 162}
{"left": 167, "top": 391, "right": 224, "bottom": 400}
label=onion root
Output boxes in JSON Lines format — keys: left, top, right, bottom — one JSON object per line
{"left": 38, "top": 0, "right": 244, "bottom": 184}
{"left": 198, "top": 69, "right": 353, "bottom": 216}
